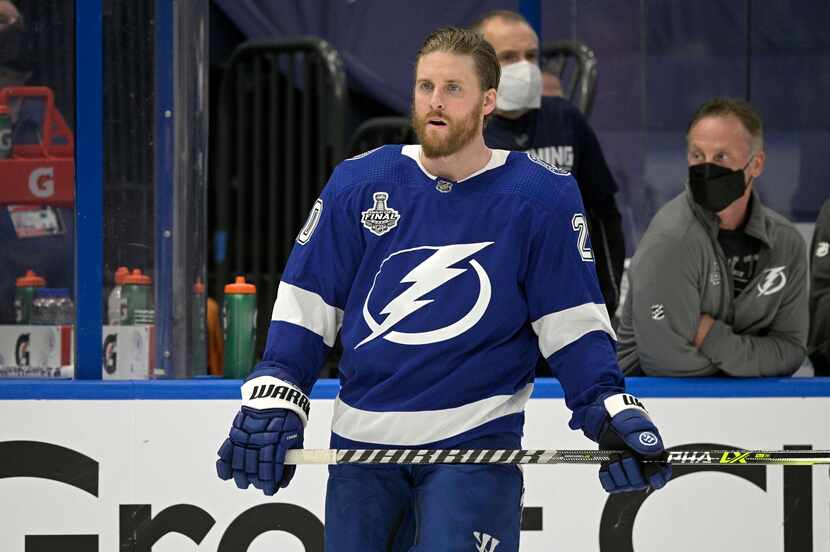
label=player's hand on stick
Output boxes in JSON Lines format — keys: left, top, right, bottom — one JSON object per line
{"left": 583, "top": 393, "right": 671, "bottom": 493}
{"left": 216, "top": 376, "right": 310, "bottom": 496}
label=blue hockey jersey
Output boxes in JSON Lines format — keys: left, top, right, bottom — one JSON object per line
{"left": 251, "top": 145, "right": 624, "bottom": 449}
{"left": 485, "top": 97, "right": 627, "bottom": 318}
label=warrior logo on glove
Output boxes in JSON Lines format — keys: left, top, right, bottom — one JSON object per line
{"left": 241, "top": 377, "right": 311, "bottom": 424}
{"left": 581, "top": 393, "right": 672, "bottom": 493}
{"left": 639, "top": 432, "right": 659, "bottom": 447}
{"left": 217, "top": 377, "right": 310, "bottom": 496}
{"left": 246, "top": 382, "right": 311, "bottom": 420}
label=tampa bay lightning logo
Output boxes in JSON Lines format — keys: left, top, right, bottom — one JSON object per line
{"left": 356, "top": 242, "right": 494, "bottom": 348}
{"left": 756, "top": 266, "right": 787, "bottom": 297}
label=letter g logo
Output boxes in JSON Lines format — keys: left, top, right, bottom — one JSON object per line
{"left": 28, "top": 167, "right": 55, "bottom": 198}
{"left": 0, "top": 128, "right": 11, "bottom": 150}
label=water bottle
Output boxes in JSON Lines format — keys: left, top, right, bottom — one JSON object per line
{"left": 31, "top": 288, "right": 55, "bottom": 325}
{"left": 54, "top": 289, "right": 74, "bottom": 325}
{"left": 121, "top": 269, "right": 154, "bottom": 325}
{"left": 192, "top": 278, "right": 207, "bottom": 375}
{"left": 0, "top": 104, "right": 11, "bottom": 159}
{"left": 223, "top": 276, "right": 256, "bottom": 379}
{"left": 14, "top": 269, "right": 46, "bottom": 324}
{"left": 107, "top": 266, "right": 129, "bottom": 325}
{"left": 31, "top": 288, "right": 71, "bottom": 325}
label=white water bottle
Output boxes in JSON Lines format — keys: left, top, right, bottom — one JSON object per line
{"left": 107, "top": 266, "right": 129, "bottom": 325}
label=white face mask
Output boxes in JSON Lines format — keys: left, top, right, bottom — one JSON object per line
{"left": 496, "top": 60, "right": 542, "bottom": 112}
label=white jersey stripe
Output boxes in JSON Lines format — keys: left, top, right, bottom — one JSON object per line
{"left": 331, "top": 383, "right": 533, "bottom": 446}
{"left": 271, "top": 282, "right": 344, "bottom": 347}
{"left": 401, "top": 145, "right": 510, "bottom": 182}
{"left": 531, "top": 302, "right": 616, "bottom": 359}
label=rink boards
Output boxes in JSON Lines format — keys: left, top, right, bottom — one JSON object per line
{"left": 0, "top": 378, "right": 828, "bottom": 552}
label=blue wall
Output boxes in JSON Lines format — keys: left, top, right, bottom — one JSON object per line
{"left": 3, "top": 377, "right": 829, "bottom": 399}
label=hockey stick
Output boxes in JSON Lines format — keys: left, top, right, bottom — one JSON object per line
{"left": 285, "top": 448, "right": 830, "bottom": 466}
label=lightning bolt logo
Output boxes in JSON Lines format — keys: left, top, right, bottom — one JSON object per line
{"left": 756, "top": 265, "right": 787, "bottom": 297}
{"left": 356, "top": 242, "right": 494, "bottom": 348}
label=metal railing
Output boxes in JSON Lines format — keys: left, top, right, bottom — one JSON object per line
{"left": 542, "top": 40, "right": 598, "bottom": 117}
{"left": 346, "top": 116, "right": 417, "bottom": 158}
{"left": 212, "top": 37, "right": 347, "bottom": 356}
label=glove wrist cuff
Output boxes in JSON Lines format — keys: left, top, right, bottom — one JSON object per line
{"left": 603, "top": 393, "right": 651, "bottom": 421}
{"left": 241, "top": 376, "right": 310, "bottom": 427}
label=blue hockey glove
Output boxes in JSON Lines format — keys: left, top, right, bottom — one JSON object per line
{"left": 216, "top": 376, "right": 310, "bottom": 496}
{"left": 582, "top": 393, "right": 671, "bottom": 493}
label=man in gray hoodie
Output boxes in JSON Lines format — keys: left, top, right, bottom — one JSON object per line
{"left": 809, "top": 198, "right": 830, "bottom": 375}
{"left": 617, "top": 98, "right": 808, "bottom": 376}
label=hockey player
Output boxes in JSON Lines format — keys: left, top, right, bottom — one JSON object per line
{"left": 475, "top": 10, "right": 626, "bottom": 320}
{"left": 217, "top": 26, "right": 671, "bottom": 551}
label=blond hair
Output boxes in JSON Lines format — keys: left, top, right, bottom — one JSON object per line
{"left": 416, "top": 26, "right": 500, "bottom": 91}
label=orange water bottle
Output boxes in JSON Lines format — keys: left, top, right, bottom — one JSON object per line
{"left": 15, "top": 270, "right": 46, "bottom": 324}
{"left": 192, "top": 278, "right": 207, "bottom": 374}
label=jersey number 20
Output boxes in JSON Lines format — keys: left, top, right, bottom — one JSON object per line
{"left": 571, "top": 213, "right": 594, "bottom": 262}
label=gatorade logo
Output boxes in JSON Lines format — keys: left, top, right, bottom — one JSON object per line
{"left": 15, "top": 333, "right": 30, "bottom": 366}
{"left": 103, "top": 334, "right": 118, "bottom": 374}
{"left": 0, "top": 128, "right": 11, "bottom": 151}
{"left": 28, "top": 167, "right": 55, "bottom": 198}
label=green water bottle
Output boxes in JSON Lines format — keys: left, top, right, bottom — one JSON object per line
{"left": 121, "top": 269, "right": 154, "bottom": 325}
{"left": 192, "top": 278, "right": 207, "bottom": 375}
{"left": 0, "top": 104, "right": 11, "bottom": 159}
{"left": 14, "top": 270, "right": 46, "bottom": 324}
{"left": 223, "top": 276, "right": 256, "bottom": 379}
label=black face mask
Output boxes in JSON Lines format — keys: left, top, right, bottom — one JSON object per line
{"left": 688, "top": 160, "right": 751, "bottom": 213}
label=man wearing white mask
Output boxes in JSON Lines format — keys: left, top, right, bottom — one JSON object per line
{"left": 475, "top": 10, "right": 625, "bottom": 321}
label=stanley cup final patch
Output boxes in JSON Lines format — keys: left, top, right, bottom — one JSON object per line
{"left": 361, "top": 192, "right": 400, "bottom": 236}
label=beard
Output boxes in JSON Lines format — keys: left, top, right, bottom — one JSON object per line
{"left": 411, "top": 100, "right": 483, "bottom": 159}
